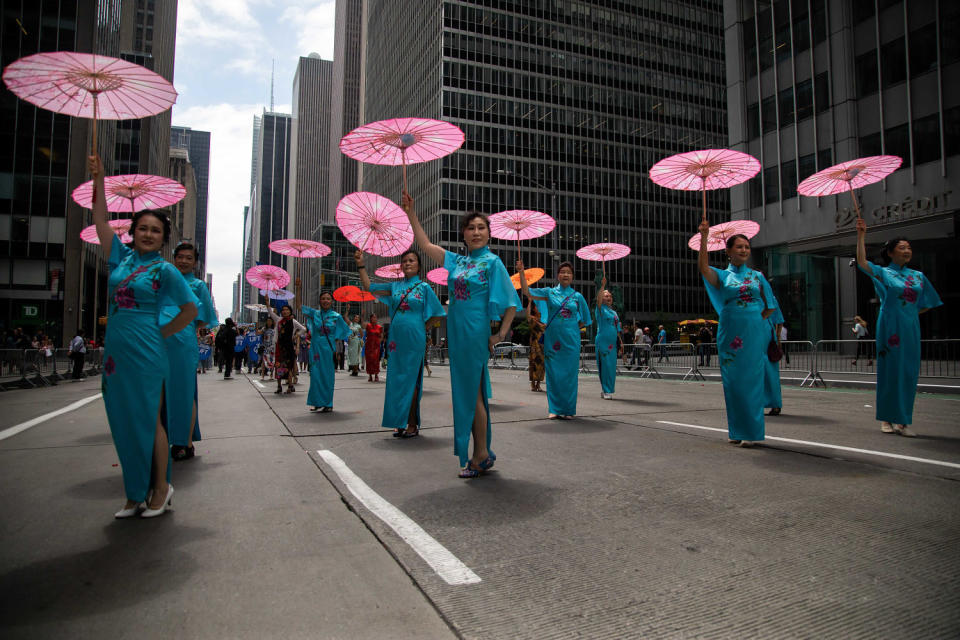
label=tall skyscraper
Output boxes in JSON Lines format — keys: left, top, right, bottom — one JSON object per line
{"left": 290, "top": 55, "right": 334, "bottom": 310}
{"left": 1, "top": 1, "right": 123, "bottom": 343}
{"left": 361, "top": 1, "right": 729, "bottom": 322}
{"left": 327, "top": 0, "right": 364, "bottom": 221}
{"left": 167, "top": 147, "right": 197, "bottom": 251}
{"left": 170, "top": 126, "right": 211, "bottom": 274}
{"left": 723, "top": 0, "right": 956, "bottom": 340}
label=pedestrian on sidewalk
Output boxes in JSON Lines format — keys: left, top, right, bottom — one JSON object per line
{"left": 698, "top": 220, "right": 776, "bottom": 448}
{"left": 302, "top": 292, "right": 351, "bottom": 412}
{"left": 68, "top": 328, "right": 86, "bottom": 379}
{"left": 220, "top": 319, "right": 238, "bottom": 379}
{"left": 855, "top": 219, "right": 942, "bottom": 437}
{"left": 594, "top": 276, "right": 622, "bottom": 400}
{"left": 346, "top": 314, "right": 362, "bottom": 375}
{"left": 357, "top": 248, "right": 444, "bottom": 436}
{"left": 269, "top": 303, "right": 305, "bottom": 394}
{"left": 364, "top": 313, "right": 383, "bottom": 382}
{"left": 401, "top": 190, "right": 520, "bottom": 477}
{"left": 233, "top": 327, "right": 247, "bottom": 375}
{"left": 851, "top": 315, "right": 871, "bottom": 366}
{"left": 163, "top": 242, "right": 217, "bottom": 461}
{"left": 518, "top": 258, "right": 591, "bottom": 418}
{"left": 87, "top": 153, "right": 198, "bottom": 518}
{"left": 527, "top": 302, "right": 545, "bottom": 392}
{"left": 258, "top": 316, "right": 276, "bottom": 379}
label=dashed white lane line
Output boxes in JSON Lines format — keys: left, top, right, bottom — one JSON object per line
{"left": 0, "top": 393, "right": 102, "bottom": 442}
{"left": 317, "top": 449, "right": 481, "bottom": 585}
{"left": 656, "top": 420, "right": 960, "bottom": 470}
{"left": 253, "top": 380, "right": 266, "bottom": 389}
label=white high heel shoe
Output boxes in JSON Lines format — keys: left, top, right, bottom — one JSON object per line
{"left": 140, "top": 484, "right": 174, "bottom": 518}
{"left": 115, "top": 503, "right": 144, "bottom": 519}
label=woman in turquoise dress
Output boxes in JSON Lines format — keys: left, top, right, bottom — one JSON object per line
{"left": 762, "top": 292, "right": 785, "bottom": 416}
{"left": 594, "top": 276, "right": 622, "bottom": 399}
{"left": 302, "top": 292, "right": 351, "bottom": 412}
{"left": 356, "top": 249, "right": 445, "bottom": 437}
{"left": 518, "top": 260, "right": 591, "bottom": 418}
{"left": 855, "top": 218, "right": 942, "bottom": 436}
{"left": 401, "top": 191, "right": 520, "bottom": 477}
{"left": 163, "top": 242, "right": 218, "bottom": 461}
{"left": 697, "top": 221, "right": 776, "bottom": 447}
{"left": 88, "top": 154, "right": 198, "bottom": 519}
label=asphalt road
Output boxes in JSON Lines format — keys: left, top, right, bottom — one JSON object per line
{"left": 1, "top": 363, "right": 958, "bottom": 639}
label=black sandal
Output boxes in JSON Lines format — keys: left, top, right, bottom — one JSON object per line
{"left": 319, "top": 406, "right": 333, "bottom": 413}
{"left": 393, "top": 429, "right": 405, "bottom": 437}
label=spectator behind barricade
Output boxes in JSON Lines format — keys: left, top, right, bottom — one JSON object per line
{"left": 851, "top": 315, "right": 871, "bottom": 366}
{"left": 656, "top": 325, "right": 669, "bottom": 362}
{"left": 68, "top": 328, "right": 87, "bottom": 379}
{"left": 641, "top": 327, "right": 653, "bottom": 365}
{"left": 779, "top": 322, "right": 790, "bottom": 364}
{"left": 697, "top": 324, "right": 713, "bottom": 366}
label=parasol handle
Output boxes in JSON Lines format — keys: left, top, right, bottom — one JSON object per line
{"left": 701, "top": 181, "right": 707, "bottom": 223}
{"left": 847, "top": 181, "right": 862, "bottom": 220}
{"left": 401, "top": 148, "right": 408, "bottom": 196}
{"left": 91, "top": 93, "right": 99, "bottom": 205}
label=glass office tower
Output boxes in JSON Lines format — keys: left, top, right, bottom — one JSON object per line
{"left": 361, "top": 0, "right": 729, "bottom": 323}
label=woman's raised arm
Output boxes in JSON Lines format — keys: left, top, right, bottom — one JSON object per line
{"left": 401, "top": 191, "right": 445, "bottom": 264}
{"left": 354, "top": 250, "right": 389, "bottom": 296}
{"left": 698, "top": 219, "right": 720, "bottom": 288}
{"left": 88, "top": 155, "right": 115, "bottom": 258}
{"left": 855, "top": 217, "right": 873, "bottom": 277}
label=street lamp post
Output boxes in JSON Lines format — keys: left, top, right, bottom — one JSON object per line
{"left": 495, "top": 168, "right": 559, "bottom": 262}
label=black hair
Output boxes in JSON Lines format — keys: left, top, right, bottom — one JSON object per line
{"left": 399, "top": 249, "right": 422, "bottom": 271}
{"left": 280, "top": 304, "right": 293, "bottom": 317}
{"left": 880, "top": 236, "right": 910, "bottom": 265}
{"left": 725, "top": 234, "right": 751, "bottom": 250}
{"left": 265, "top": 316, "right": 275, "bottom": 327}
{"left": 319, "top": 290, "right": 334, "bottom": 303}
{"left": 225, "top": 317, "right": 235, "bottom": 326}
{"left": 459, "top": 211, "right": 490, "bottom": 245}
{"left": 76, "top": 328, "right": 85, "bottom": 336}
{"left": 369, "top": 312, "right": 378, "bottom": 320}
{"left": 129, "top": 209, "right": 172, "bottom": 244}
{"left": 174, "top": 242, "right": 199, "bottom": 259}
{"left": 556, "top": 261, "right": 574, "bottom": 279}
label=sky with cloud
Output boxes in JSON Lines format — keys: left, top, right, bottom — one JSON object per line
{"left": 171, "top": 0, "right": 336, "bottom": 315}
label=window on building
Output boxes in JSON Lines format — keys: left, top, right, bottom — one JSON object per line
{"left": 814, "top": 72, "right": 830, "bottom": 113}
{"left": 852, "top": 0, "right": 875, "bottom": 23}
{"left": 910, "top": 23, "right": 938, "bottom": 77}
{"left": 855, "top": 51, "right": 878, "bottom": 97}
{"left": 796, "top": 79, "right": 813, "bottom": 121}
{"left": 764, "top": 166, "right": 780, "bottom": 204}
{"left": 881, "top": 37, "right": 907, "bottom": 88}
{"left": 792, "top": 12, "right": 810, "bottom": 54}
{"left": 798, "top": 153, "right": 817, "bottom": 182}
{"left": 757, "top": 8, "right": 773, "bottom": 72}
{"left": 860, "top": 131, "right": 883, "bottom": 157}
{"left": 780, "top": 159, "right": 797, "bottom": 199}
{"left": 817, "top": 148, "right": 833, "bottom": 170}
{"left": 778, "top": 86, "right": 794, "bottom": 126}
{"left": 942, "top": 5, "right": 960, "bottom": 65}
{"left": 885, "top": 123, "right": 911, "bottom": 168}
{"left": 812, "top": 0, "right": 828, "bottom": 44}
{"left": 912, "top": 113, "right": 940, "bottom": 165}
{"left": 946, "top": 105, "right": 960, "bottom": 157}
{"left": 743, "top": 16, "right": 757, "bottom": 78}
{"left": 749, "top": 175, "right": 763, "bottom": 208}
{"left": 761, "top": 95, "right": 777, "bottom": 132}
{"left": 747, "top": 101, "right": 760, "bottom": 139}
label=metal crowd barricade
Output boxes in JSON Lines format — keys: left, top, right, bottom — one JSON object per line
{"left": 622, "top": 343, "right": 660, "bottom": 378}
{"left": 776, "top": 340, "right": 822, "bottom": 387}
{"left": 815, "top": 339, "right": 960, "bottom": 379}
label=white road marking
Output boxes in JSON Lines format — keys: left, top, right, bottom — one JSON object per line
{"left": 656, "top": 420, "right": 960, "bottom": 470}
{"left": 317, "top": 449, "right": 481, "bottom": 585}
{"left": 253, "top": 380, "right": 265, "bottom": 389}
{"left": 0, "top": 393, "right": 103, "bottom": 442}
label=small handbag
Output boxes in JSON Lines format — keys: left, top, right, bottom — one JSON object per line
{"left": 767, "top": 328, "right": 783, "bottom": 363}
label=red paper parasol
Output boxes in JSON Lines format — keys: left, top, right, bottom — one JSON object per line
{"left": 268, "top": 238, "right": 331, "bottom": 259}
{"left": 510, "top": 268, "right": 545, "bottom": 290}
{"left": 246, "top": 265, "right": 290, "bottom": 291}
{"left": 686, "top": 220, "right": 760, "bottom": 252}
{"left": 80, "top": 219, "right": 131, "bottom": 245}
{"left": 797, "top": 155, "right": 902, "bottom": 219}
{"left": 339, "top": 117, "right": 464, "bottom": 191}
{"left": 3, "top": 52, "right": 177, "bottom": 154}
{"left": 374, "top": 263, "right": 405, "bottom": 279}
{"left": 333, "top": 285, "right": 375, "bottom": 303}
{"left": 576, "top": 243, "right": 631, "bottom": 277}
{"left": 648, "top": 149, "right": 761, "bottom": 222}
{"left": 489, "top": 210, "right": 556, "bottom": 248}
{"left": 426, "top": 267, "right": 448, "bottom": 286}
{"left": 72, "top": 174, "right": 185, "bottom": 212}
{"left": 335, "top": 192, "right": 413, "bottom": 256}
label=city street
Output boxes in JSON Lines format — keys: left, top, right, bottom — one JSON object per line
{"left": 1, "top": 365, "right": 959, "bottom": 639}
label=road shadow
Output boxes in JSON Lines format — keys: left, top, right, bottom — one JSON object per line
{"left": 528, "top": 417, "right": 617, "bottom": 434}
{"left": 72, "top": 433, "right": 115, "bottom": 446}
{"left": 401, "top": 478, "right": 558, "bottom": 527}
{"left": 368, "top": 433, "right": 450, "bottom": 452}
{"left": 604, "top": 398, "right": 681, "bottom": 409}
{"left": 0, "top": 523, "right": 211, "bottom": 629}
{"left": 763, "top": 414, "right": 841, "bottom": 426}
{"left": 749, "top": 444, "right": 884, "bottom": 477}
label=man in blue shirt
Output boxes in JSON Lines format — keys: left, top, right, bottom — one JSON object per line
{"left": 657, "top": 325, "right": 669, "bottom": 362}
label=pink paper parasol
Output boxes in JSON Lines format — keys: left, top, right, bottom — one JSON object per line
{"left": 246, "top": 265, "right": 290, "bottom": 291}
{"left": 336, "top": 192, "right": 413, "bottom": 256}
{"left": 3, "top": 52, "right": 177, "bottom": 155}
{"left": 489, "top": 210, "right": 556, "bottom": 248}
{"left": 686, "top": 220, "right": 761, "bottom": 252}
{"left": 80, "top": 219, "right": 132, "bottom": 245}
{"left": 426, "top": 267, "right": 449, "bottom": 286}
{"left": 268, "top": 238, "right": 331, "bottom": 259}
{"left": 339, "top": 118, "right": 464, "bottom": 191}
{"left": 72, "top": 174, "right": 185, "bottom": 212}
{"left": 576, "top": 242, "right": 632, "bottom": 277}
{"left": 648, "top": 149, "right": 761, "bottom": 222}
{"left": 374, "top": 263, "right": 405, "bottom": 279}
{"left": 797, "top": 155, "right": 902, "bottom": 219}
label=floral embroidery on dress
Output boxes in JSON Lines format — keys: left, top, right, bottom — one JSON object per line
{"left": 398, "top": 300, "right": 411, "bottom": 312}
{"left": 552, "top": 341, "right": 561, "bottom": 351}
{"left": 730, "top": 336, "right": 743, "bottom": 350}
{"left": 736, "top": 275, "right": 756, "bottom": 307}
{"left": 104, "top": 356, "right": 116, "bottom": 376}
{"left": 114, "top": 286, "right": 137, "bottom": 309}
{"left": 388, "top": 341, "right": 397, "bottom": 353}
{"left": 887, "top": 333, "right": 900, "bottom": 347}
{"left": 558, "top": 306, "right": 573, "bottom": 319}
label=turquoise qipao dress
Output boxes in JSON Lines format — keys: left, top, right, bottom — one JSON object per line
{"left": 702, "top": 263, "right": 775, "bottom": 441}
{"left": 859, "top": 261, "right": 942, "bottom": 425}
{"left": 595, "top": 304, "right": 621, "bottom": 394}
{"left": 161, "top": 272, "right": 217, "bottom": 448}
{"left": 102, "top": 235, "right": 198, "bottom": 502}
{"left": 444, "top": 248, "right": 522, "bottom": 465}
{"left": 531, "top": 285, "right": 592, "bottom": 416}
{"left": 762, "top": 293, "right": 784, "bottom": 411}
{"left": 370, "top": 276, "right": 445, "bottom": 431}
{"left": 301, "top": 306, "right": 351, "bottom": 409}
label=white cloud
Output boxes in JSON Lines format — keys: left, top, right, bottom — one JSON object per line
{"left": 176, "top": 0, "right": 271, "bottom": 78}
{"left": 279, "top": 1, "right": 337, "bottom": 60}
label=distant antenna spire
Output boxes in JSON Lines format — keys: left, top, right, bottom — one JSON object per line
{"left": 270, "top": 59, "right": 275, "bottom": 112}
